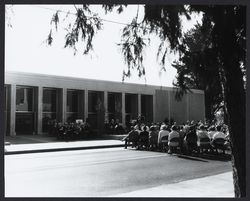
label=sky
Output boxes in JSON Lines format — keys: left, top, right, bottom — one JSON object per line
{"left": 5, "top": 5, "right": 202, "bottom": 87}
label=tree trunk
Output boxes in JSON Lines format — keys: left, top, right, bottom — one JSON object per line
{"left": 204, "top": 92, "right": 214, "bottom": 120}
{"left": 215, "top": 8, "right": 246, "bottom": 196}
{"left": 223, "top": 64, "right": 245, "bottom": 197}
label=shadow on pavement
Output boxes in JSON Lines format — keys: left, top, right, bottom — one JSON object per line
{"left": 126, "top": 148, "right": 231, "bottom": 162}
{"left": 171, "top": 152, "right": 231, "bottom": 162}
{"left": 176, "top": 154, "right": 209, "bottom": 162}
{"left": 196, "top": 153, "right": 231, "bottom": 161}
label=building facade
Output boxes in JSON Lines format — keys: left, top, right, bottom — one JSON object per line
{"left": 4, "top": 71, "right": 205, "bottom": 136}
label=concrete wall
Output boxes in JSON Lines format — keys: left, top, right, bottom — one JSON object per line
{"left": 188, "top": 92, "right": 205, "bottom": 122}
{"left": 169, "top": 91, "right": 188, "bottom": 124}
{"left": 155, "top": 89, "right": 205, "bottom": 124}
{"left": 155, "top": 90, "right": 170, "bottom": 123}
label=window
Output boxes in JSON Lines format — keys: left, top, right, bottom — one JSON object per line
{"left": 43, "top": 88, "right": 56, "bottom": 112}
{"left": 15, "top": 86, "right": 35, "bottom": 135}
{"left": 108, "top": 92, "right": 122, "bottom": 122}
{"left": 125, "top": 93, "right": 138, "bottom": 120}
{"left": 141, "top": 95, "right": 153, "bottom": 123}
{"left": 67, "top": 90, "right": 78, "bottom": 112}
{"left": 42, "top": 88, "right": 57, "bottom": 132}
{"left": 88, "top": 91, "right": 104, "bottom": 128}
{"left": 16, "top": 87, "right": 33, "bottom": 112}
{"left": 88, "top": 91, "right": 103, "bottom": 113}
{"left": 66, "top": 90, "right": 79, "bottom": 122}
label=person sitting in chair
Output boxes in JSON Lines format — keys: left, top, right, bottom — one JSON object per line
{"left": 211, "top": 125, "right": 226, "bottom": 154}
{"left": 208, "top": 126, "right": 217, "bottom": 140}
{"left": 197, "top": 125, "right": 211, "bottom": 153}
{"left": 149, "top": 126, "right": 159, "bottom": 150}
{"left": 183, "top": 125, "right": 198, "bottom": 155}
{"left": 138, "top": 126, "right": 149, "bottom": 150}
{"left": 168, "top": 125, "right": 180, "bottom": 154}
{"left": 122, "top": 126, "right": 140, "bottom": 149}
{"left": 158, "top": 125, "right": 170, "bottom": 152}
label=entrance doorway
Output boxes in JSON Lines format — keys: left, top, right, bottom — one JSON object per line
{"left": 15, "top": 86, "right": 35, "bottom": 135}
{"left": 141, "top": 95, "right": 153, "bottom": 124}
{"left": 125, "top": 93, "right": 138, "bottom": 126}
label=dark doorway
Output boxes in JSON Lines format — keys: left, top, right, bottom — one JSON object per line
{"left": 15, "top": 86, "right": 35, "bottom": 135}
{"left": 141, "top": 95, "right": 153, "bottom": 123}
{"left": 88, "top": 91, "right": 104, "bottom": 129}
{"left": 108, "top": 92, "right": 122, "bottom": 123}
{"left": 125, "top": 93, "right": 138, "bottom": 124}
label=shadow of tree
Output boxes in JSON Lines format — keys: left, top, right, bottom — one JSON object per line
{"left": 175, "top": 152, "right": 231, "bottom": 162}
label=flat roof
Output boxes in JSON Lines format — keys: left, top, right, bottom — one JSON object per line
{"left": 5, "top": 71, "right": 204, "bottom": 94}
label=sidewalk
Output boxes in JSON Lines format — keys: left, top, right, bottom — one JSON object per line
{"left": 5, "top": 135, "right": 125, "bottom": 155}
{"left": 111, "top": 171, "right": 234, "bottom": 197}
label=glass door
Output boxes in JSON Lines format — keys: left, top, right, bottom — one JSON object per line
{"left": 15, "top": 86, "right": 35, "bottom": 135}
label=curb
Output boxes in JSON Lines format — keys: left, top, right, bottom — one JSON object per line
{"left": 5, "top": 144, "right": 125, "bottom": 155}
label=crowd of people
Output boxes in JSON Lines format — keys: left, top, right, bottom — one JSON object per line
{"left": 122, "top": 119, "right": 230, "bottom": 156}
{"left": 47, "top": 119, "right": 92, "bottom": 140}
{"left": 104, "top": 118, "right": 125, "bottom": 134}
{"left": 47, "top": 118, "right": 125, "bottom": 140}
{"left": 46, "top": 116, "right": 230, "bottom": 156}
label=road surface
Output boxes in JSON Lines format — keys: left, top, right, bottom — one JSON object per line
{"left": 5, "top": 147, "right": 232, "bottom": 197}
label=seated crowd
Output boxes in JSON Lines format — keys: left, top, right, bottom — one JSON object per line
{"left": 104, "top": 118, "right": 125, "bottom": 134}
{"left": 47, "top": 119, "right": 92, "bottom": 140}
{"left": 46, "top": 116, "right": 230, "bottom": 156}
{"left": 122, "top": 119, "right": 230, "bottom": 156}
{"left": 47, "top": 117, "right": 126, "bottom": 140}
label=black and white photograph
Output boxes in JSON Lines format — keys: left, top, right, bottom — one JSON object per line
{"left": 3, "top": 2, "right": 246, "bottom": 198}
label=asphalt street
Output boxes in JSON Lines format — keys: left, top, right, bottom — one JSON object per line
{"left": 5, "top": 147, "right": 232, "bottom": 197}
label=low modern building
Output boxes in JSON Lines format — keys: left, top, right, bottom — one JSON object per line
{"left": 4, "top": 71, "right": 205, "bottom": 136}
